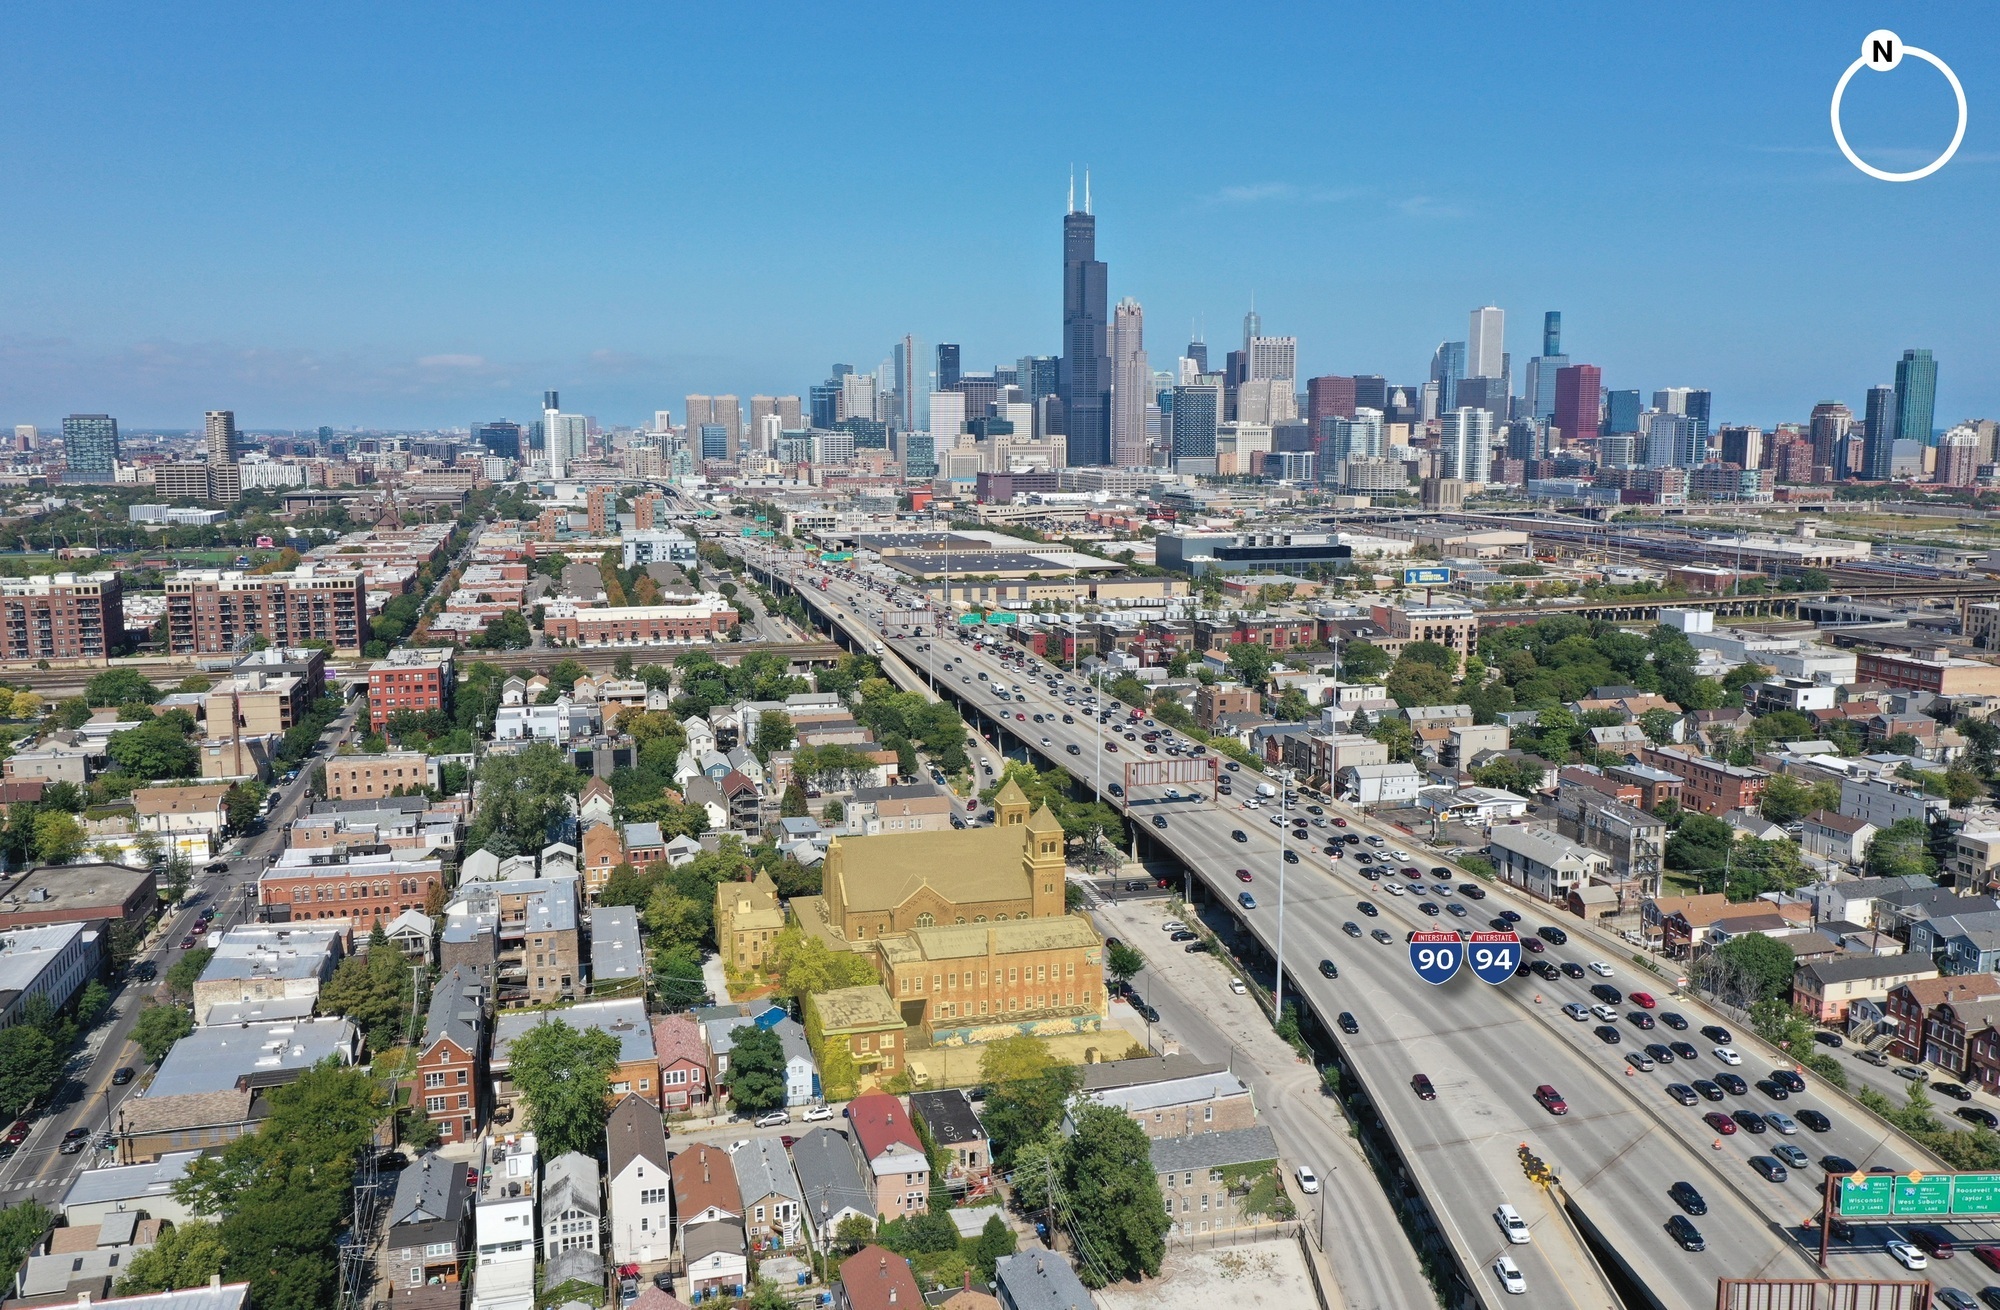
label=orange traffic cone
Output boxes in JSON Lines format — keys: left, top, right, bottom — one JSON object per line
{"left": 1624, "top": 1066, "right": 1634, "bottom": 1076}
{"left": 1534, "top": 995, "right": 1542, "bottom": 1004}
{"left": 1712, "top": 1140, "right": 1722, "bottom": 1150}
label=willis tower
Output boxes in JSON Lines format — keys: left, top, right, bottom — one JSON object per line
{"left": 1060, "top": 172, "right": 1111, "bottom": 466}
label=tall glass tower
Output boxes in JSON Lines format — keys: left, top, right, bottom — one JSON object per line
{"left": 1059, "top": 177, "right": 1110, "bottom": 466}
{"left": 1895, "top": 349, "right": 1937, "bottom": 446}
{"left": 1863, "top": 384, "right": 1898, "bottom": 480}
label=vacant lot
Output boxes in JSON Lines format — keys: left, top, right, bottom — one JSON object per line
{"left": 1093, "top": 1237, "right": 1321, "bottom": 1310}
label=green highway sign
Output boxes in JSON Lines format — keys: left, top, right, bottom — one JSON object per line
{"left": 1893, "top": 1175, "right": 1953, "bottom": 1216}
{"left": 1953, "top": 1173, "right": 2000, "bottom": 1215}
{"left": 1838, "top": 1176, "right": 1892, "bottom": 1217}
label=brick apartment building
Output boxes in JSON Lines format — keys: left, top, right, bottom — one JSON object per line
{"left": 1195, "top": 683, "right": 1260, "bottom": 730}
{"left": 1637, "top": 746, "right": 1766, "bottom": 816}
{"left": 165, "top": 567, "right": 370, "bottom": 656}
{"left": 406, "top": 965, "right": 487, "bottom": 1144}
{"left": 0, "top": 572, "right": 123, "bottom": 663}
{"left": 541, "top": 597, "right": 739, "bottom": 647}
{"left": 324, "top": 752, "right": 432, "bottom": 800}
{"left": 1886, "top": 975, "right": 2000, "bottom": 1070}
{"left": 369, "top": 648, "right": 456, "bottom": 731}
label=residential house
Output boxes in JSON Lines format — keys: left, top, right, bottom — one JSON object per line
{"left": 115, "top": 1017, "right": 360, "bottom": 1163}
{"left": 541, "top": 1152, "right": 602, "bottom": 1257}
{"left": 579, "top": 778, "right": 616, "bottom": 827}
{"left": 733, "top": 1137, "right": 804, "bottom": 1251}
{"left": 471, "top": 1132, "right": 539, "bottom": 1310}
{"left": 1801, "top": 811, "right": 1878, "bottom": 866}
{"left": 1603, "top": 763, "right": 1684, "bottom": 814}
{"left": 1637, "top": 746, "right": 1767, "bottom": 817}
{"left": 1075, "top": 1068, "right": 1257, "bottom": 1139}
{"left": 590, "top": 905, "right": 645, "bottom": 997}
{"left": 57, "top": 1151, "right": 202, "bottom": 1228}
{"left": 623, "top": 822, "right": 668, "bottom": 868}
{"left": 1794, "top": 955, "right": 1941, "bottom": 1024}
{"left": 683, "top": 1221, "right": 748, "bottom": 1300}
{"left": 1645, "top": 893, "right": 1729, "bottom": 958}
{"left": 581, "top": 823, "right": 623, "bottom": 899}
{"left": 1950, "top": 828, "right": 2000, "bottom": 893}
{"left": 12, "top": 1214, "right": 163, "bottom": 1305}
{"left": 1488, "top": 825, "right": 1612, "bottom": 906}
{"left": 1554, "top": 790, "right": 1666, "bottom": 906}
{"left": 1886, "top": 975, "right": 2000, "bottom": 1068}
{"left": 131, "top": 783, "right": 232, "bottom": 860}
{"left": 406, "top": 965, "right": 487, "bottom": 1145}
{"left": 993, "top": 1242, "right": 1093, "bottom": 1310}
{"left": 651, "top": 1013, "right": 711, "bottom": 1111}
{"left": 605, "top": 1094, "right": 673, "bottom": 1265}
{"left": 840, "top": 1246, "right": 921, "bottom": 1310}
{"left": 1807, "top": 875, "right": 1938, "bottom": 929}
{"left": 492, "top": 997, "right": 659, "bottom": 1111}
{"left": 847, "top": 1090, "right": 930, "bottom": 1220}
{"left": 1839, "top": 776, "right": 1947, "bottom": 830}
{"left": 1152, "top": 1125, "right": 1282, "bottom": 1238}
{"left": 792, "top": 1127, "right": 873, "bottom": 1250}
{"left": 384, "top": 1153, "right": 472, "bottom": 1309}
{"left": 847, "top": 782, "right": 955, "bottom": 835}
{"left": 670, "top": 1144, "right": 744, "bottom": 1293}
{"left": 909, "top": 1090, "right": 991, "bottom": 1194}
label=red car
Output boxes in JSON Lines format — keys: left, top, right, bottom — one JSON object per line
{"left": 3, "top": 1121, "right": 26, "bottom": 1146}
{"left": 1631, "top": 992, "right": 1657, "bottom": 1009}
{"left": 1236, "top": 869, "right": 1253, "bottom": 883}
{"left": 1533, "top": 1085, "right": 1568, "bottom": 1115}
{"left": 1971, "top": 1245, "right": 2000, "bottom": 1274}
{"left": 1521, "top": 937, "right": 1545, "bottom": 953}
{"left": 966, "top": 799, "right": 977, "bottom": 812}
{"left": 1332, "top": 818, "right": 1348, "bottom": 827}
{"left": 1703, "top": 1112, "right": 1737, "bottom": 1135}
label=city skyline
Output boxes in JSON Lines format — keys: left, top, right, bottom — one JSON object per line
{"left": 0, "top": 5, "right": 1994, "bottom": 428}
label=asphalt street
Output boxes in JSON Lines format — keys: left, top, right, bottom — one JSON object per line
{"left": 750, "top": 548, "right": 1979, "bottom": 1308}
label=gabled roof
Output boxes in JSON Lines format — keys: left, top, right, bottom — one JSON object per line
{"left": 731, "top": 1137, "right": 802, "bottom": 1208}
{"left": 790, "top": 1127, "right": 870, "bottom": 1224}
{"left": 606, "top": 1093, "right": 669, "bottom": 1179}
{"left": 420, "top": 965, "right": 485, "bottom": 1055}
{"left": 993, "top": 1241, "right": 1092, "bottom": 1310}
{"left": 669, "top": 1143, "right": 740, "bottom": 1220}
{"left": 848, "top": 1090, "right": 923, "bottom": 1162}
{"left": 1799, "top": 954, "right": 1938, "bottom": 987}
{"left": 542, "top": 1151, "right": 602, "bottom": 1219}
{"left": 841, "top": 1246, "right": 922, "bottom": 1310}
{"left": 1893, "top": 974, "right": 2000, "bottom": 1011}
{"left": 1147, "top": 1125, "right": 1279, "bottom": 1175}
{"left": 390, "top": 1151, "right": 467, "bottom": 1229}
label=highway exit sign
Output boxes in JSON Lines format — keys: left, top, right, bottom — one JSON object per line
{"left": 1893, "top": 1175, "right": 1953, "bottom": 1216}
{"left": 1837, "top": 1176, "right": 1891, "bottom": 1217}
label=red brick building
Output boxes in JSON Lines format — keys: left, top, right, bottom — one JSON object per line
{"left": 368, "top": 648, "right": 456, "bottom": 732}
{"left": 1636, "top": 747, "right": 1765, "bottom": 817}
{"left": 542, "top": 597, "right": 738, "bottom": 647}
{"left": 405, "top": 965, "right": 487, "bottom": 1144}
{"left": 1886, "top": 975, "right": 2000, "bottom": 1069}
{"left": 0, "top": 572, "right": 123, "bottom": 663}
{"left": 165, "top": 567, "right": 370, "bottom": 656}
{"left": 259, "top": 851, "right": 443, "bottom": 926}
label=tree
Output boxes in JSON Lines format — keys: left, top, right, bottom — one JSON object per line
{"left": 106, "top": 718, "right": 199, "bottom": 780}
{"left": 1224, "top": 642, "right": 1275, "bottom": 690}
{"left": 464, "top": 742, "right": 581, "bottom": 857}
{"left": 979, "top": 1036, "right": 1079, "bottom": 1169}
{"left": 165, "top": 947, "right": 213, "bottom": 999}
{"left": 115, "top": 1219, "right": 229, "bottom": 1294}
{"left": 0, "top": 1026, "right": 59, "bottom": 1117}
{"left": 1105, "top": 943, "right": 1145, "bottom": 993}
{"left": 133, "top": 1004, "right": 194, "bottom": 1064}
{"left": 1368, "top": 715, "right": 1414, "bottom": 764}
{"left": 1339, "top": 641, "right": 1391, "bottom": 682}
{"left": 316, "top": 951, "right": 414, "bottom": 1052}
{"left": 0, "top": 1202, "right": 51, "bottom": 1283}
{"left": 1059, "top": 1101, "right": 1170, "bottom": 1286}
{"left": 1385, "top": 659, "right": 1453, "bottom": 708}
{"left": 1714, "top": 933, "right": 1797, "bottom": 1003}
{"left": 1637, "top": 708, "right": 1681, "bottom": 746}
{"left": 85, "top": 669, "right": 159, "bottom": 708}
{"left": 75, "top": 980, "right": 110, "bottom": 1031}
{"left": 723, "top": 1024, "right": 788, "bottom": 1115}
{"left": 1759, "top": 774, "right": 1842, "bottom": 826}
{"left": 223, "top": 782, "right": 268, "bottom": 833}
{"left": 30, "top": 811, "right": 85, "bottom": 865}
{"left": 53, "top": 697, "right": 93, "bottom": 730}
{"left": 1865, "top": 817, "right": 1937, "bottom": 881}
{"left": 770, "top": 926, "right": 879, "bottom": 1002}
{"left": 508, "top": 1020, "right": 620, "bottom": 1158}
{"left": 780, "top": 783, "right": 808, "bottom": 818}
{"left": 1664, "top": 814, "right": 1733, "bottom": 881}
{"left": 833, "top": 1214, "right": 876, "bottom": 1252}
{"left": 973, "top": 1213, "right": 1018, "bottom": 1279}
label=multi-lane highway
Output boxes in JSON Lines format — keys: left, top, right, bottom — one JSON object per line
{"left": 728, "top": 537, "right": 1978, "bottom": 1309}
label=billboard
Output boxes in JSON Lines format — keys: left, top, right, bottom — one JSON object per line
{"left": 1837, "top": 1171, "right": 2000, "bottom": 1217}
{"left": 1403, "top": 566, "right": 1452, "bottom": 587}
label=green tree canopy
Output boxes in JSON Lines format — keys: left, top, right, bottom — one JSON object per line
{"left": 1059, "top": 1101, "right": 1171, "bottom": 1286}
{"left": 1711, "top": 932, "right": 1798, "bottom": 1003}
{"left": 0, "top": 1026, "right": 59, "bottom": 1118}
{"left": 107, "top": 718, "right": 199, "bottom": 780}
{"left": 1664, "top": 814, "right": 1734, "bottom": 881}
{"left": 85, "top": 669, "right": 160, "bottom": 708}
{"left": 464, "top": 742, "right": 581, "bottom": 857}
{"left": 115, "top": 1219, "right": 229, "bottom": 1294}
{"left": 723, "top": 1024, "right": 788, "bottom": 1115}
{"left": 1865, "top": 817, "right": 1938, "bottom": 881}
{"left": 509, "top": 1019, "right": 620, "bottom": 1158}
{"left": 979, "top": 1036, "right": 1080, "bottom": 1170}
{"left": 132, "top": 1004, "right": 194, "bottom": 1064}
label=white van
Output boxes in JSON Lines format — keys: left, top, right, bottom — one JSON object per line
{"left": 1494, "top": 1204, "right": 1531, "bottom": 1245}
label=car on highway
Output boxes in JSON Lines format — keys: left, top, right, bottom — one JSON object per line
{"left": 1594, "top": 1025, "right": 1622, "bottom": 1045}
{"left": 1342, "top": 922, "right": 1362, "bottom": 937}
{"left": 1589, "top": 984, "right": 1622, "bottom": 1005}
{"left": 1765, "top": 1112, "right": 1799, "bottom": 1134}
{"left": 1493, "top": 1204, "right": 1530, "bottom": 1244}
{"left": 1669, "top": 1181, "right": 1707, "bottom": 1215}
{"left": 1665, "top": 1040, "right": 1696, "bottom": 1060}
{"left": 1536, "top": 926, "right": 1567, "bottom": 945}
{"left": 1417, "top": 901, "right": 1439, "bottom": 916}
{"left": 1885, "top": 1239, "right": 1928, "bottom": 1270}
{"left": 1520, "top": 936, "right": 1544, "bottom": 954}
{"left": 1318, "top": 959, "right": 1339, "bottom": 979}
{"left": 1691, "top": 1079, "right": 1723, "bottom": 1101}
{"left": 1717, "top": 1073, "right": 1748, "bottom": 1096}
{"left": 1756, "top": 1078, "right": 1790, "bottom": 1101}
{"left": 1666, "top": 1214, "right": 1706, "bottom": 1252}
{"left": 1795, "top": 1109, "right": 1832, "bottom": 1132}
{"left": 1911, "top": 1226, "right": 1957, "bottom": 1259}
{"left": 1773, "top": 1069, "right": 1806, "bottom": 1093}
{"left": 1231, "top": 829, "right": 1247, "bottom": 842}
{"left": 1587, "top": 960, "right": 1614, "bottom": 976}
{"left": 1732, "top": 1110, "right": 1767, "bottom": 1134}
{"left": 1151, "top": 815, "right": 1167, "bottom": 829}
{"left": 1533, "top": 1085, "right": 1568, "bottom": 1115}
{"left": 1283, "top": 850, "right": 1299, "bottom": 864}
{"left": 1238, "top": 892, "right": 1256, "bottom": 909}
{"left": 1748, "top": 1156, "right": 1788, "bottom": 1183}
{"left": 1557, "top": 961, "right": 1585, "bottom": 979}
{"left": 1660, "top": 1012, "right": 1689, "bottom": 1030}
{"left": 1235, "top": 869, "right": 1253, "bottom": 883}
{"left": 1562, "top": 1003, "right": 1591, "bottom": 1021}
{"left": 1370, "top": 929, "right": 1393, "bottom": 944}
{"left": 1631, "top": 991, "right": 1657, "bottom": 1009}
{"left": 1626, "top": 1050, "right": 1656, "bottom": 1072}
{"left": 1357, "top": 901, "right": 1379, "bottom": 916}
{"left": 1337, "top": 1013, "right": 1359, "bottom": 1034}
{"left": 1412, "top": 1074, "right": 1436, "bottom": 1101}
{"left": 1169, "top": 930, "right": 1197, "bottom": 942}
{"left": 1629, "top": 1012, "right": 1656, "bottom": 1030}
{"left": 1445, "top": 902, "right": 1469, "bottom": 918}
{"left": 1713, "top": 1047, "right": 1743, "bottom": 1065}
{"left": 1702, "top": 1025, "right": 1733, "bottom": 1044}
{"left": 1458, "top": 882, "right": 1485, "bottom": 899}
{"left": 1590, "top": 1004, "right": 1619, "bottom": 1022}
{"left": 1665, "top": 1083, "right": 1698, "bottom": 1105}
{"left": 1936, "top": 1289, "right": 1979, "bottom": 1310}
{"left": 1492, "top": 1255, "right": 1525, "bottom": 1295}
{"left": 1821, "top": 1154, "right": 1858, "bottom": 1175}
{"left": 1703, "top": 1112, "right": 1737, "bottom": 1135}
{"left": 1772, "top": 1143, "right": 1810, "bottom": 1170}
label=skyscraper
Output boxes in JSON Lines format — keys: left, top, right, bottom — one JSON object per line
{"left": 1058, "top": 177, "right": 1110, "bottom": 465}
{"left": 1718, "top": 426, "right": 1763, "bottom": 470}
{"left": 1525, "top": 312, "right": 1568, "bottom": 424}
{"left": 1430, "top": 341, "right": 1466, "bottom": 414}
{"left": 1552, "top": 365, "right": 1601, "bottom": 446}
{"left": 205, "top": 410, "right": 239, "bottom": 465}
{"left": 1110, "top": 298, "right": 1149, "bottom": 467}
{"left": 1895, "top": 349, "right": 1937, "bottom": 446}
{"left": 894, "top": 336, "right": 929, "bottom": 434}
{"left": 543, "top": 390, "right": 562, "bottom": 479}
{"left": 936, "top": 344, "right": 961, "bottom": 392}
{"left": 1685, "top": 390, "right": 1712, "bottom": 434}
{"left": 1352, "top": 376, "right": 1389, "bottom": 412}
{"left": 1307, "top": 376, "right": 1357, "bottom": 425}
{"left": 1863, "top": 384, "right": 1898, "bottom": 480}
{"left": 1440, "top": 407, "right": 1492, "bottom": 483}
{"left": 1468, "top": 306, "right": 1505, "bottom": 379}
{"left": 1169, "top": 383, "right": 1220, "bottom": 463}
{"left": 1937, "top": 427, "right": 1978, "bottom": 485}
{"left": 61, "top": 414, "right": 118, "bottom": 481}
{"left": 929, "top": 391, "right": 967, "bottom": 449}
{"left": 1016, "top": 356, "right": 1059, "bottom": 403}
{"left": 1603, "top": 390, "right": 1642, "bottom": 435}
{"left": 1323, "top": 408, "right": 1384, "bottom": 464}
{"left": 1642, "top": 412, "right": 1701, "bottom": 470}
{"left": 1185, "top": 337, "right": 1208, "bottom": 376}
{"left": 1542, "top": 311, "right": 1561, "bottom": 357}
{"left": 473, "top": 421, "right": 523, "bottom": 460}
{"left": 1809, "top": 401, "right": 1854, "bottom": 468}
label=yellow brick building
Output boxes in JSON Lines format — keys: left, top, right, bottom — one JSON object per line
{"left": 715, "top": 870, "right": 785, "bottom": 970}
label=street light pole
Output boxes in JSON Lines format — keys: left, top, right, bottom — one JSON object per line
{"left": 1274, "top": 766, "right": 1291, "bottom": 1027}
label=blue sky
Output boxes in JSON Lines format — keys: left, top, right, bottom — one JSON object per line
{"left": 0, "top": 2, "right": 1993, "bottom": 430}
